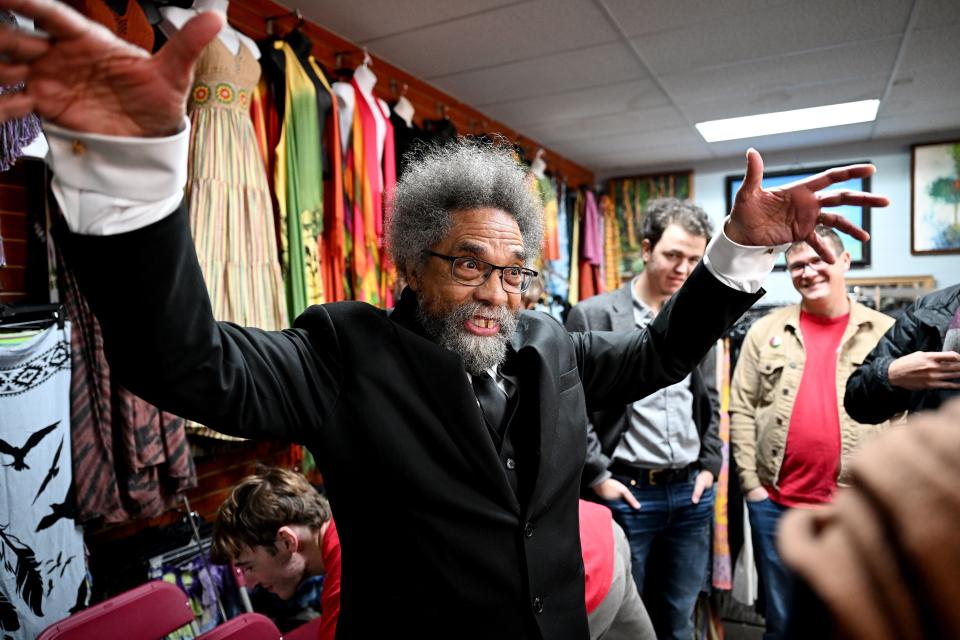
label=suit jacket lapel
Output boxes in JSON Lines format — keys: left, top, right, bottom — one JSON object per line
{"left": 610, "top": 282, "right": 636, "bottom": 333}
{"left": 390, "top": 289, "right": 520, "bottom": 513}
{"left": 510, "top": 314, "right": 564, "bottom": 519}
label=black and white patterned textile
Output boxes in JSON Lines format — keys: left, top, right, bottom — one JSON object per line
{"left": 0, "top": 324, "right": 85, "bottom": 639}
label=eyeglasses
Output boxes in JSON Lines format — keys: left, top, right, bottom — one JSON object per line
{"left": 787, "top": 258, "right": 828, "bottom": 276}
{"left": 425, "top": 250, "right": 538, "bottom": 293}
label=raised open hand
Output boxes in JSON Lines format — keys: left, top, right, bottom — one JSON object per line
{"left": 0, "top": 0, "right": 223, "bottom": 136}
{"left": 727, "top": 148, "right": 889, "bottom": 263}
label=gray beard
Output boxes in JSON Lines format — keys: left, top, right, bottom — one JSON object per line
{"left": 416, "top": 298, "right": 518, "bottom": 375}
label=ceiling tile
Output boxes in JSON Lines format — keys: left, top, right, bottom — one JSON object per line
{"left": 661, "top": 37, "right": 899, "bottom": 105}
{"left": 482, "top": 78, "right": 670, "bottom": 128}
{"left": 882, "top": 62, "right": 960, "bottom": 116}
{"left": 581, "top": 141, "right": 713, "bottom": 173}
{"left": 285, "top": 0, "right": 956, "bottom": 173}
{"left": 898, "top": 24, "right": 960, "bottom": 73}
{"left": 681, "top": 74, "right": 890, "bottom": 122}
{"left": 629, "top": 0, "right": 911, "bottom": 75}
{"left": 602, "top": 0, "right": 791, "bottom": 37}
{"left": 357, "top": 0, "right": 618, "bottom": 79}
{"left": 873, "top": 107, "right": 960, "bottom": 138}
{"left": 288, "top": 0, "right": 522, "bottom": 43}
{"left": 522, "top": 106, "right": 690, "bottom": 145}
{"left": 430, "top": 42, "right": 645, "bottom": 107}
{"left": 914, "top": 0, "right": 960, "bottom": 30}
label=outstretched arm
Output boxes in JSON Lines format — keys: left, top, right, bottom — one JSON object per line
{"left": 0, "top": 0, "right": 221, "bottom": 136}
{"left": 725, "top": 149, "right": 885, "bottom": 263}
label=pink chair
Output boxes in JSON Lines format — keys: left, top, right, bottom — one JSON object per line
{"left": 284, "top": 616, "right": 323, "bottom": 640}
{"left": 36, "top": 580, "right": 195, "bottom": 640}
{"left": 196, "top": 613, "right": 281, "bottom": 639}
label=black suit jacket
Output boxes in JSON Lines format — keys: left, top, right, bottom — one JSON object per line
{"left": 62, "top": 205, "right": 761, "bottom": 639}
{"left": 565, "top": 282, "right": 723, "bottom": 484}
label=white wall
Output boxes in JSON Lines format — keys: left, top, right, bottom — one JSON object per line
{"left": 692, "top": 135, "right": 960, "bottom": 304}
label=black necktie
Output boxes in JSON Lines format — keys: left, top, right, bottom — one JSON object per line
{"left": 472, "top": 372, "right": 507, "bottom": 437}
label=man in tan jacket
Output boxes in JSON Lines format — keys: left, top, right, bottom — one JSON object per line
{"left": 729, "top": 226, "right": 894, "bottom": 640}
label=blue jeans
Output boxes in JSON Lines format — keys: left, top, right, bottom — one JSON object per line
{"left": 605, "top": 473, "right": 714, "bottom": 640}
{"left": 746, "top": 498, "right": 794, "bottom": 640}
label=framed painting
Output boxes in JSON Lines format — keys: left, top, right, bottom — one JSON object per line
{"left": 725, "top": 163, "right": 872, "bottom": 269}
{"left": 911, "top": 140, "right": 960, "bottom": 255}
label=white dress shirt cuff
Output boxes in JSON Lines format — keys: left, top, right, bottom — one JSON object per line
{"left": 44, "top": 119, "right": 190, "bottom": 235}
{"left": 702, "top": 217, "right": 790, "bottom": 293}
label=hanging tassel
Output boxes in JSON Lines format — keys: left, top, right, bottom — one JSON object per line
{"left": 0, "top": 11, "right": 42, "bottom": 172}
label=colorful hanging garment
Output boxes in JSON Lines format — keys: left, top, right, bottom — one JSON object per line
{"left": 250, "top": 53, "right": 285, "bottom": 282}
{"left": 184, "top": 38, "right": 287, "bottom": 331}
{"left": 249, "top": 81, "right": 270, "bottom": 171}
{"left": 600, "top": 194, "right": 622, "bottom": 293}
{"left": 578, "top": 190, "right": 603, "bottom": 300}
{"left": 712, "top": 338, "right": 733, "bottom": 590}
{"left": 275, "top": 41, "right": 325, "bottom": 318}
{"left": 544, "top": 179, "right": 569, "bottom": 301}
{"left": 620, "top": 180, "right": 637, "bottom": 250}
{"left": 58, "top": 255, "right": 196, "bottom": 522}
{"left": 567, "top": 190, "right": 582, "bottom": 306}
{"left": 307, "top": 57, "right": 347, "bottom": 303}
{"left": 538, "top": 175, "right": 560, "bottom": 262}
{"left": 0, "top": 324, "right": 87, "bottom": 640}
{"left": 343, "top": 79, "right": 396, "bottom": 307}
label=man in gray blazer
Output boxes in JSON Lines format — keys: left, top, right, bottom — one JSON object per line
{"left": 566, "top": 199, "right": 720, "bottom": 640}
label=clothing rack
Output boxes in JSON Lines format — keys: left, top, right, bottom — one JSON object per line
{"left": 146, "top": 495, "right": 229, "bottom": 623}
{"left": 227, "top": 0, "right": 595, "bottom": 187}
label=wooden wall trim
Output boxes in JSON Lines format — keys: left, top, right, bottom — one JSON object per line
{"left": 228, "top": 0, "right": 595, "bottom": 188}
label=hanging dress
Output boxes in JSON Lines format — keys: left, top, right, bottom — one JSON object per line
{"left": 343, "top": 79, "right": 397, "bottom": 307}
{"left": 601, "top": 194, "right": 622, "bottom": 292}
{"left": 0, "top": 324, "right": 86, "bottom": 639}
{"left": 273, "top": 40, "right": 326, "bottom": 318}
{"left": 185, "top": 38, "right": 287, "bottom": 331}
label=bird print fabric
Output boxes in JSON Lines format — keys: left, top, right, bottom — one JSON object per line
{"left": 0, "top": 325, "right": 85, "bottom": 639}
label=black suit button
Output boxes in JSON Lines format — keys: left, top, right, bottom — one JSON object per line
{"left": 506, "top": 457, "right": 516, "bottom": 470}
{"left": 524, "top": 522, "right": 534, "bottom": 538}
{"left": 533, "top": 596, "right": 543, "bottom": 614}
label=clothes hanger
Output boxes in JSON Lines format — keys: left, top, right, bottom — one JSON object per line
{"left": 0, "top": 302, "right": 65, "bottom": 331}
{"left": 333, "top": 52, "right": 355, "bottom": 81}
{"left": 264, "top": 7, "right": 302, "bottom": 37}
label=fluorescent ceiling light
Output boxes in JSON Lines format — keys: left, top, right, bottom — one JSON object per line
{"left": 695, "top": 99, "right": 880, "bottom": 142}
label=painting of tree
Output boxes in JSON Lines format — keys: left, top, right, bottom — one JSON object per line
{"left": 912, "top": 141, "right": 960, "bottom": 255}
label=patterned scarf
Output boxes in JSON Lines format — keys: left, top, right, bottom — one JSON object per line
{"left": 0, "top": 11, "right": 42, "bottom": 172}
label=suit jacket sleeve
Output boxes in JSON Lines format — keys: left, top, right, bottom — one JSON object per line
{"left": 569, "top": 263, "right": 761, "bottom": 412}
{"left": 58, "top": 204, "right": 342, "bottom": 443}
{"left": 697, "top": 343, "right": 723, "bottom": 477}
{"left": 844, "top": 305, "right": 917, "bottom": 424}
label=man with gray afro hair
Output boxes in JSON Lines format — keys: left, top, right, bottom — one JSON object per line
{"left": 389, "top": 137, "right": 544, "bottom": 282}
{"left": 21, "top": 7, "right": 888, "bottom": 634}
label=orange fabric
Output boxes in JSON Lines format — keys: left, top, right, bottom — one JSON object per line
{"left": 67, "top": 0, "right": 154, "bottom": 50}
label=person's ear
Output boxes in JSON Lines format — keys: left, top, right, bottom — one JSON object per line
{"left": 840, "top": 250, "right": 852, "bottom": 272}
{"left": 404, "top": 260, "right": 422, "bottom": 292}
{"left": 276, "top": 526, "right": 299, "bottom": 552}
{"left": 641, "top": 238, "right": 652, "bottom": 262}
